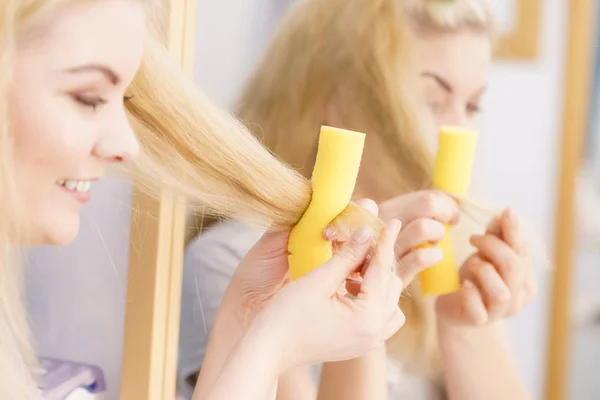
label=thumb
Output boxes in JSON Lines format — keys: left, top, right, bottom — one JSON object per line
{"left": 307, "top": 226, "right": 374, "bottom": 292}
{"left": 247, "top": 229, "right": 290, "bottom": 261}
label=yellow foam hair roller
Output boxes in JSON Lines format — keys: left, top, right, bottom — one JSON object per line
{"left": 288, "top": 126, "right": 366, "bottom": 280}
{"left": 418, "top": 125, "right": 478, "bottom": 296}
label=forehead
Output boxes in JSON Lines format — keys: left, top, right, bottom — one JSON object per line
{"left": 18, "top": 0, "right": 145, "bottom": 79}
{"left": 413, "top": 30, "right": 491, "bottom": 84}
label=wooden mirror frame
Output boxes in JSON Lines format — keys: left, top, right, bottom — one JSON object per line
{"left": 494, "top": 0, "right": 541, "bottom": 60}
{"left": 120, "top": 1, "right": 197, "bottom": 399}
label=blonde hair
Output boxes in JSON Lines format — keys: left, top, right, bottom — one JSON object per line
{"left": 401, "top": 0, "right": 495, "bottom": 35}
{"left": 1, "top": 0, "right": 383, "bottom": 396}
{"left": 233, "top": 0, "right": 444, "bottom": 376}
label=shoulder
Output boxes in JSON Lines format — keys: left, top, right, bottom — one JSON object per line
{"left": 186, "top": 220, "right": 265, "bottom": 261}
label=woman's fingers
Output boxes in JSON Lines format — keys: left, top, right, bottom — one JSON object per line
{"left": 396, "top": 247, "right": 444, "bottom": 284}
{"left": 460, "top": 280, "right": 488, "bottom": 325}
{"left": 500, "top": 208, "right": 527, "bottom": 257}
{"left": 323, "top": 198, "right": 378, "bottom": 241}
{"left": 379, "top": 190, "right": 461, "bottom": 226}
{"left": 355, "top": 198, "right": 379, "bottom": 217}
{"left": 471, "top": 258, "right": 512, "bottom": 321}
{"left": 360, "top": 219, "right": 401, "bottom": 298}
{"left": 394, "top": 218, "right": 446, "bottom": 257}
{"left": 470, "top": 234, "right": 523, "bottom": 295}
{"left": 310, "top": 226, "right": 374, "bottom": 292}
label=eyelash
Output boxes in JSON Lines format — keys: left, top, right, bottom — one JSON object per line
{"left": 467, "top": 103, "right": 482, "bottom": 114}
{"left": 73, "top": 94, "right": 134, "bottom": 111}
{"left": 74, "top": 95, "right": 108, "bottom": 111}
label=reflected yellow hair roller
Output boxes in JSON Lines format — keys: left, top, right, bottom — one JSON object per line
{"left": 418, "top": 125, "right": 478, "bottom": 296}
{"left": 288, "top": 126, "right": 365, "bottom": 280}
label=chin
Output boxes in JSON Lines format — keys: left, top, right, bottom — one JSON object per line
{"left": 33, "top": 216, "right": 81, "bottom": 247}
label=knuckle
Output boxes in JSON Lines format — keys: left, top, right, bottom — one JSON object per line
{"left": 503, "top": 252, "right": 521, "bottom": 269}
{"left": 491, "top": 289, "right": 512, "bottom": 305}
{"left": 394, "top": 307, "right": 406, "bottom": 327}
{"left": 420, "top": 192, "right": 439, "bottom": 214}
{"left": 498, "top": 263, "right": 520, "bottom": 284}
{"left": 391, "top": 273, "right": 403, "bottom": 289}
{"left": 413, "top": 219, "right": 429, "bottom": 237}
{"left": 413, "top": 250, "right": 429, "bottom": 267}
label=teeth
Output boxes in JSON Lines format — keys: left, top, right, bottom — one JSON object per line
{"left": 57, "top": 179, "right": 92, "bottom": 192}
{"left": 65, "top": 180, "right": 77, "bottom": 190}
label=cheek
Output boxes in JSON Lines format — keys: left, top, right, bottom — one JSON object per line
{"left": 9, "top": 91, "right": 97, "bottom": 245}
{"left": 11, "top": 93, "right": 97, "bottom": 188}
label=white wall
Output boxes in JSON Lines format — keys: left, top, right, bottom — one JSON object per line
{"left": 193, "top": 0, "right": 294, "bottom": 109}
{"left": 478, "top": 0, "right": 567, "bottom": 398}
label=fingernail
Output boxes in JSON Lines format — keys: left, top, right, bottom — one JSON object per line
{"left": 352, "top": 226, "right": 372, "bottom": 245}
{"left": 470, "top": 234, "right": 483, "bottom": 244}
{"left": 323, "top": 226, "right": 336, "bottom": 240}
{"left": 463, "top": 279, "right": 475, "bottom": 290}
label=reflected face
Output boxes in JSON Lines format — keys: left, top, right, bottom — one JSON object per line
{"left": 412, "top": 29, "right": 492, "bottom": 132}
{"left": 8, "top": 0, "right": 144, "bottom": 245}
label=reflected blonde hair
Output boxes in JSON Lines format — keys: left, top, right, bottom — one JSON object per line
{"left": 1, "top": 0, "right": 382, "bottom": 396}
{"left": 401, "top": 0, "right": 494, "bottom": 35}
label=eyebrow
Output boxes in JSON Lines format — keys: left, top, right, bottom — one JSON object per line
{"left": 421, "top": 71, "right": 487, "bottom": 97}
{"left": 63, "top": 64, "right": 120, "bottom": 85}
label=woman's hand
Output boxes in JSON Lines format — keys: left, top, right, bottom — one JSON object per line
{"left": 198, "top": 211, "right": 406, "bottom": 400}
{"left": 254, "top": 217, "right": 405, "bottom": 370}
{"left": 377, "top": 190, "right": 461, "bottom": 283}
{"left": 224, "top": 199, "right": 384, "bottom": 327}
{"left": 435, "top": 208, "right": 537, "bottom": 326}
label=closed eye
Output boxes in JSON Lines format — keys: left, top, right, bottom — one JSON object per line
{"left": 73, "top": 94, "right": 108, "bottom": 111}
{"left": 467, "top": 103, "right": 482, "bottom": 114}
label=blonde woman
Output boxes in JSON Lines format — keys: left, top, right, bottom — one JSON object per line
{"left": 0, "top": 0, "right": 427, "bottom": 398}
{"left": 180, "top": 0, "right": 535, "bottom": 399}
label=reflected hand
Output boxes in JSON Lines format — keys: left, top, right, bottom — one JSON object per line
{"left": 378, "top": 190, "right": 461, "bottom": 283}
{"left": 436, "top": 209, "right": 537, "bottom": 326}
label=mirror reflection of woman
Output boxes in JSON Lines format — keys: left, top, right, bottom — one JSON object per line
{"left": 180, "top": 0, "right": 536, "bottom": 399}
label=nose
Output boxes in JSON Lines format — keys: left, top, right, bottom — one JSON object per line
{"left": 93, "top": 111, "right": 140, "bottom": 164}
{"left": 442, "top": 106, "right": 468, "bottom": 128}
